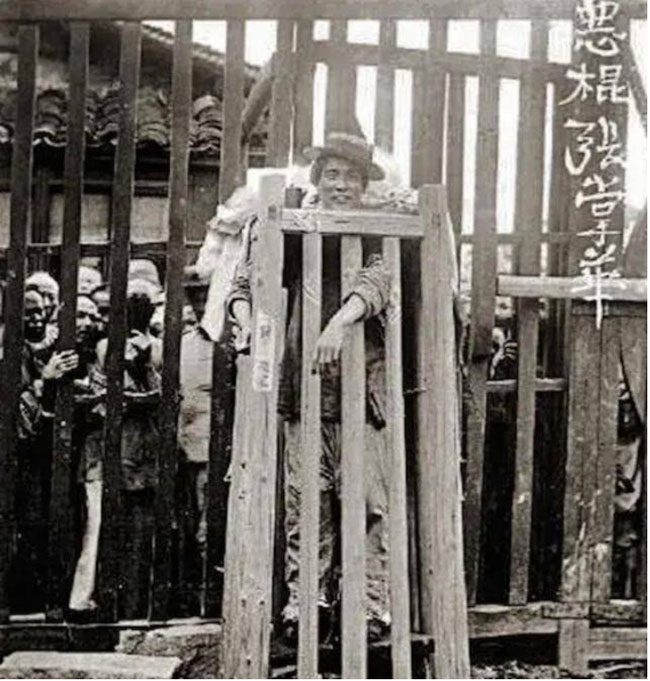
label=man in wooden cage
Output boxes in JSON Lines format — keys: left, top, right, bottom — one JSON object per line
{"left": 227, "top": 132, "right": 394, "bottom": 643}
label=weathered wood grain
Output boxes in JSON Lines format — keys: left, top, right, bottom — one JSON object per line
{"left": 267, "top": 21, "right": 295, "bottom": 167}
{"left": 375, "top": 20, "right": 396, "bottom": 151}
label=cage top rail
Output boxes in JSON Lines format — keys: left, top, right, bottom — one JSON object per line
{"left": 0, "top": 0, "right": 645, "bottom": 21}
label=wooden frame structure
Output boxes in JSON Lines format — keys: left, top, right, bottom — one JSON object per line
{"left": 0, "top": 0, "right": 646, "bottom": 677}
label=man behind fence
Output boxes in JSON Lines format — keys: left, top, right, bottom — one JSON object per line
{"left": 228, "top": 131, "right": 392, "bottom": 643}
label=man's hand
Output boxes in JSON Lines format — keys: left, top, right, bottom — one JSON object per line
{"left": 231, "top": 299, "right": 252, "bottom": 354}
{"left": 313, "top": 318, "right": 345, "bottom": 373}
{"left": 41, "top": 350, "right": 79, "bottom": 381}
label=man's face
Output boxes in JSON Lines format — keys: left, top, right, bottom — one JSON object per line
{"left": 317, "top": 156, "right": 364, "bottom": 210}
{"left": 24, "top": 291, "right": 46, "bottom": 342}
{"left": 91, "top": 289, "right": 110, "bottom": 333}
{"left": 76, "top": 296, "right": 98, "bottom": 347}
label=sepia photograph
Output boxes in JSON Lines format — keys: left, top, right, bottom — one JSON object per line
{"left": 0, "top": 0, "right": 646, "bottom": 678}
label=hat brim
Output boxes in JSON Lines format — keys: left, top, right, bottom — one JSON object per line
{"left": 303, "top": 146, "right": 385, "bottom": 182}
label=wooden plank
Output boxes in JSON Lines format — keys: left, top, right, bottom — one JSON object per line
{"left": 46, "top": 22, "right": 89, "bottom": 622}
{"left": 150, "top": 19, "right": 192, "bottom": 622}
{"left": 340, "top": 236, "right": 367, "bottom": 679}
{"left": 558, "top": 619, "right": 590, "bottom": 676}
{"left": 2, "top": 0, "right": 644, "bottom": 22}
{"left": 590, "top": 317, "right": 620, "bottom": 602}
{"left": 282, "top": 209, "right": 423, "bottom": 238}
{"left": 374, "top": 20, "right": 396, "bottom": 151}
{"left": 382, "top": 237, "right": 411, "bottom": 679}
{"left": 296, "top": 232, "right": 322, "bottom": 680}
{"left": 220, "top": 176, "right": 285, "bottom": 679}
{"left": 204, "top": 343, "right": 234, "bottom": 617}
{"left": 0, "top": 25, "right": 38, "bottom": 623}
{"left": 468, "top": 602, "right": 559, "bottom": 638}
{"left": 411, "top": 21, "right": 446, "bottom": 187}
{"left": 589, "top": 626, "right": 648, "bottom": 661}
{"left": 508, "top": 21, "right": 548, "bottom": 606}
{"left": 417, "top": 186, "right": 470, "bottom": 678}
{"left": 561, "top": 315, "right": 601, "bottom": 603}
{"left": 220, "top": 20, "right": 246, "bottom": 202}
{"left": 498, "top": 275, "right": 647, "bottom": 302}
{"left": 267, "top": 21, "right": 295, "bottom": 166}
{"left": 463, "top": 19, "right": 498, "bottom": 607}
{"left": 486, "top": 378, "right": 567, "bottom": 394}
{"left": 307, "top": 42, "right": 566, "bottom": 81}
{"left": 325, "top": 20, "right": 356, "bottom": 134}
{"left": 97, "top": 22, "right": 141, "bottom": 621}
{"left": 446, "top": 72, "right": 465, "bottom": 254}
{"left": 292, "top": 21, "right": 314, "bottom": 164}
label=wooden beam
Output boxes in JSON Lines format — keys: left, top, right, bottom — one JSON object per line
{"left": 374, "top": 20, "right": 396, "bottom": 151}
{"left": 266, "top": 21, "right": 295, "bottom": 166}
{"left": 47, "top": 22, "right": 89, "bottom": 622}
{"left": 97, "top": 22, "right": 141, "bottom": 622}
{"left": 382, "top": 237, "right": 412, "bottom": 679}
{"left": 464, "top": 19, "right": 498, "bottom": 607}
{"left": 219, "top": 176, "right": 285, "bottom": 679}
{"left": 150, "top": 18, "right": 193, "bottom": 622}
{"left": 497, "top": 275, "right": 647, "bottom": 302}
{"left": 417, "top": 186, "right": 470, "bottom": 678}
{"left": 325, "top": 21, "right": 357, "bottom": 135}
{"left": 297, "top": 232, "right": 322, "bottom": 680}
{"left": 446, "top": 71, "right": 465, "bottom": 257}
{"left": 281, "top": 209, "right": 423, "bottom": 237}
{"left": 292, "top": 21, "right": 314, "bottom": 164}
{"left": 0, "top": 24, "right": 38, "bottom": 623}
{"left": 589, "top": 627, "right": 648, "bottom": 661}
{"left": 508, "top": 21, "right": 548, "bottom": 606}
{"left": 340, "top": 236, "right": 367, "bottom": 679}
{"left": 0, "top": 0, "right": 644, "bottom": 21}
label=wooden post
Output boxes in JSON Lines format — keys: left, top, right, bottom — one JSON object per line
{"left": 267, "top": 20, "right": 295, "bottom": 167}
{"left": 292, "top": 20, "right": 314, "bottom": 164}
{"left": 47, "top": 22, "right": 89, "bottom": 621}
{"left": 417, "top": 185, "right": 470, "bottom": 678}
{"left": 220, "top": 175, "right": 286, "bottom": 679}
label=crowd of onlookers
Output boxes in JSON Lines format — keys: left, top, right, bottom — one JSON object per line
{"left": 3, "top": 258, "right": 212, "bottom": 619}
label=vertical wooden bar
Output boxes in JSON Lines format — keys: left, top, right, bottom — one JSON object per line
{"left": 206, "top": 16, "right": 246, "bottom": 617}
{"left": 267, "top": 20, "right": 294, "bottom": 167}
{"left": 417, "top": 186, "right": 470, "bottom": 678}
{"left": 292, "top": 20, "right": 314, "bottom": 163}
{"left": 150, "top": 19, "right": 192, "bottom": 622}
{"left": 508, "top": 23, "right": 549, "bottom": 606}
{"left": 382, "top": 237, "right": 412, "bottom": 679}
{"left": 47, "top": 22, "right": 89, "bottom": 621}
{"left": 463, "top": 20, "right": 498, "bottom": 606}
{"left": 375, "top": 20, "right": 396, "bottom": 151}
{"left": 411, "top": 20, "right": 447, "bottom": 187}
{"left": 325, "top": 21, "right": 356, "bottom": 134}
{"left": 297, "top": 232, "right": 322, "bottom": 680}
{"left": 446, "top": 73, "right": 465, "bottom": 254}
{"left": 0, "top": 25, "right": 38, "bottom": 622}
{"left": 220, "top": 20, "right": 246, "bottom": 202}
{"left": 340, "top": 236, "right": 366, "bottom": 679}
{"left": 97, "top": 22, "right": 141, "bottom": 621}
{"left": 220, "top": 175, "right": 285, "bottom": 679}
{"left": 590, "top": 317, "right": 620, "bottom": 601}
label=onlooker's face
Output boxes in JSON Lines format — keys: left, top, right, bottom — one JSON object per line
{"left": 317, "top": 156, "right": 364, "bottom": 210}
{"left": 76, "top": 296, "right": 98, "bottom": 346}
{"left": 42, "top": 292, "right": 56, "bottom": 321}
{"left": 23, "top": 291, "right": 46, "bottom": 342}
{"left": 91, "top": 289, "right": 110, "bottom": 333}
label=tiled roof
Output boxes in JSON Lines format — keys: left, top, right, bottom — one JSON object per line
{"left": 0, "top": 84, "right": 266, "bottom": 153}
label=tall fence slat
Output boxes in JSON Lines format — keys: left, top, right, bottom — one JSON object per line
{"left": 47, "top": 22, "right": 89, "bottom": 621}
{"left": 340, "top": 235, "right": 367, "bottom": 679}
{"left": 590, "top": 316, "right": 621, "bottom": 601}
{"left": 411, "top": 20, "right": 447, "bottom": 186}
{"left": 417, "top": 186, "right": 470, "bottom": 678}
{"left": 325, "top": 21, "right": 356, "bottom": 134}
{"left": 375, "top": 19, "right": 396, "bottom": 151}
{"left": 292, "top": 20, "right": 315, "bottom": 163}
{"left": 97, "top": 22, "right": 141, "bottom": 621}
{"left": 220, "top": 176, "right": 285, "bottom": 679}
{"left": 0, "top": 25, "right": 38, "bottom": 622}
{"left": 508, "top": 22, "right": 548, "bottom": 605}
{"left": 382, "top": 237, "right": 412, "bottom": 679}
{"left": 220, "top": 20, "right": 246, "bottom": 202}
{"left": 446, "top": 73, "right": 465, "bottom": 254}
{"left": 464, "top": 19, "right": 498, "bottom": 605}
{"left": 150, "top": 19, "right": 192, "bottom": 621}
{"left": 267, "top": 20, "right": 295, "bottom": 167}
{"left": 297, "top": 232, "right": 322, "bottom": 680}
